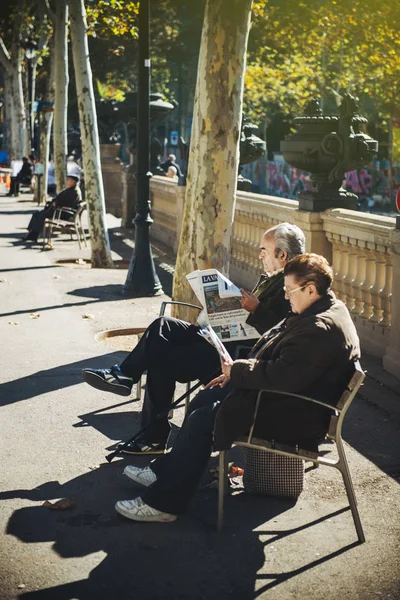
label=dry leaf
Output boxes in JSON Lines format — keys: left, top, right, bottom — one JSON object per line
{"left": 54, "top": 275, "right": 61, "bottom": 279}
{"left": 17, "top": 584, "right": 26, "bottom": 590}
{"left": 89, "top": 465, "right": 100, "bottom": 471}
{"left": 81, "top": 313, "right": 94, "bottom": 320}
{"left": 29, "top": 313, "right": 41, "bottom": 319}
{"left": 0, "top": 278, "right": 6, "bottom": 283}
{"left": 42, "top": 498, "right": 75, "bottom": 510}
{"left": 8, "top": 321, "right": 20, "bottom": 326}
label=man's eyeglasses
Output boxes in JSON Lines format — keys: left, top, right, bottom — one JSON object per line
{"left": 283, "top": 284, "right": 308, "bottom": 297}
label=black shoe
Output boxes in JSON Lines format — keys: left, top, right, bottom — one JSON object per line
{"left": 82, "top": 365, "right": 133, "bottom": 397}
{"left": 117, "top": 440, "right": 166, "bottom": 455}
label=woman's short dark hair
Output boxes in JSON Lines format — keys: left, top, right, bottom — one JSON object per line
{"left": 283, "top": 253, "right": 333, "bottom": 295}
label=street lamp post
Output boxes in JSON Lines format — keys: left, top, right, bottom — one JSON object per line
{"left": 123, "top": 0, "right": 163, "bottom": 296}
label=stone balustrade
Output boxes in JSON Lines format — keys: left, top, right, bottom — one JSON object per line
{"left": 322, "top": 209, "right": 394, "bottom": 357}
{"left": 148, "top": 176, "right": 399, "bottom": 377}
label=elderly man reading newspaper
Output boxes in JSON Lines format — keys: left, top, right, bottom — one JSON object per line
{"left": 82, "top": 223, "right": 306, "bottom": 454}
{"left": 114, "top": 254, "right": 361, "bottom": 523}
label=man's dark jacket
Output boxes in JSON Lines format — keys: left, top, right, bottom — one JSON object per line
{"left": 54, "top": 186, "right": 81, "bottom": 210}
{"left": 214, "top": 292, "right": 360, "bottom": 450}
{"left": 246, "top": 271, "right": 289, "bottom": 335}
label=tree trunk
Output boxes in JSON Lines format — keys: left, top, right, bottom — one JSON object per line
{"left": 53, "top": 0, "right": 69, "bottom": 192}
{"left": 40, "top": 41, "right": 56, "bottom": 204}
{"left": 172, "top": 0, "right": 253, "bottom": 318}
{"left": 10, "top": 52, "right": 26, "bottom": 160}
{"left": 3, "top": 71, "right": 14, "bottom": 162}
{"left": 69, "top": 0, "right": 113, "bottom": 268}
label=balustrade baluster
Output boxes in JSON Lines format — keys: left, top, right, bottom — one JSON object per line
{"left": 338, "top": 237, "right": 349, "bottom": 304}
{"left": 345, "top": 241, "right": 358, "bottom": 312}
{"left": 359, "top": 248, "right": 376, "bottom": 320}
{"left": 380, "top": 255, "right": 392, "bottom": 328}
{"left": 352, "top": 243, "right": 366, "bottom": 316}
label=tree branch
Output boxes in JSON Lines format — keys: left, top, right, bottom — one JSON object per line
{"left": 0, "top": 37, "right": 11, "bottom": 71}
{"left": 43, "top": 0, "right": 56, "bottom": 25}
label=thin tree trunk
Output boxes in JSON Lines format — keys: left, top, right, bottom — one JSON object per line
{"left": 10, "top": 49, "right": 26, "bottom": 160}
{"left": 53, "top": 0, "right": 68, "bottom": 192}
{"left": 40, "top": 41, "right": 56, "bottom": 204}
{"left": 172, "top": 0, "right": 253, "bottom": 318}
{"left": 69, "top": 0, "right": 113, "bottom": 268}
{"left": 3, "top": 71, "right": 14, "bottom": 162}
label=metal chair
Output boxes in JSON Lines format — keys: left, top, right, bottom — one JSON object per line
{"left": 135, "top": 300, "right": 203, "bottom": 415}
{"left": 217, "top": 361, "right": 366, "bottom": 543}
{"left": 43, "top": 202, "right": 87, "bottom": 249}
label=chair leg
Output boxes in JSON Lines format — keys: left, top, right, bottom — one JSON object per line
{"left": 218, "top": 450, "right": 229, "bottom": 532}
{"left": 136, "top": 377, "right": 142, "bottom": 401}
{"left": 185, "top": 381, "right": 191, "bottom": 415}
{"left": 337, "top": 442, "right": 365, "bottom": 543}
{"left": 74, "top": 221, "right": 82, "bottom": 250}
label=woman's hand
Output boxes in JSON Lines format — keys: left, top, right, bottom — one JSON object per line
{"left": 204, "top": 354, "right": 233, "bottom": 389}
{"left": 220, "top": 354, "right": 233, "bottom": 380}
{"left": 204, "top": 374, "right": 228, "bottom": 389}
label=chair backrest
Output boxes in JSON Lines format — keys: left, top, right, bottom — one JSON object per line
{"left": 327, "top": 360, "right": 365, "bottom": 440}
{"left": 74, "top": 202, "right": 86, "bottom": 222}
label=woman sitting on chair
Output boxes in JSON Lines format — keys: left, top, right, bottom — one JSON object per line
{"left": 113, "top": 253, "right": 361, "bottom": 524}
{"left": 23, "top": 174, "right": 81, "bottom": 243}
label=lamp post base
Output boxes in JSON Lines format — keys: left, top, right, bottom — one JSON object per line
{"left": 123, "top": 218, "right": 164, "bottom": 297}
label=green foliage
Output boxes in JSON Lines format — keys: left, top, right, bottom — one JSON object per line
{"left": 245, "top": 0, "right": 400, "bottom": 125}
{"left": 86, "top": 0, "right": 139, "bottom": 39}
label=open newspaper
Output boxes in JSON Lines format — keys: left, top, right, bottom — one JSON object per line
{"left": 186, "top": 268, "right": 259, "bottom": 343}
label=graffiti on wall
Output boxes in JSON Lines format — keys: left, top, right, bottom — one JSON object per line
{"left": 242, "top": 155, "right": 400, "bottom": 213}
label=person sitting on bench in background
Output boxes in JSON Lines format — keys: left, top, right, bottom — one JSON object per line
{"left": 7, "top": 157, "right": 33, "bottom": 197}
{"left": 82, "top": 223, "right": 306, "bottom": 456}
{"left": 23, "top": 174, "right": 81, "bottom": 243}
{"left": 114, "top": 253, "right": 360, "bottom": 523}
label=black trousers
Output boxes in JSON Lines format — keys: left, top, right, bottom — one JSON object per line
{"left": 142, "top": 384, "right": 230, "bottom": 515}
{"left": 119, "top": 316, "right": 252, "bottom": 444}
{"left": 119, "top": 317, "right": 223, "bottom": 444}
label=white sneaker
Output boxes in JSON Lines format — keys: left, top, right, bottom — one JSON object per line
{"left": 123, "top": 465, "right": 157, "bottom": 487}
{"left": 115, "top": 497, "right": 177, "bottom": 522}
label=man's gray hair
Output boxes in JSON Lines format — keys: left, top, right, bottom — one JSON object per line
{"left": 266, "top": 222, "right": 306, "bottom": 260}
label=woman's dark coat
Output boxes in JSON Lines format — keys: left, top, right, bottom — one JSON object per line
{"left": 214, "top": 292, "right": 360, "bottom": 450}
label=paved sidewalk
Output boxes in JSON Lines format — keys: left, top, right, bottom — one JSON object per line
{"left": 0, "top": 196, "right": 399, "bottom": 600}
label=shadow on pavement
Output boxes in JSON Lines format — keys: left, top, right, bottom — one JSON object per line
{"left": 0, "top": 353, "right": 127, "bottom": 407}
{"left": 343, "top": 396, "right": 400, "bottom": 483}
{"left": 0, "top": 265, "right": 59, "bottom": 273}
{"left": 3, "top": 463, "right": 358, "bottom": 600}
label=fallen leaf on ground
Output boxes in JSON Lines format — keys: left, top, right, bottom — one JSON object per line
{"left": 42, "top": 243, "right": 53, "bottom": 250}
{"left": 229, "top": 466, "right": 244, "bottom": 478}
{"left": 76, "top": 258, "right": 86, "bottom": 265}
{"left": 8, "top": 321, "right": 20, "bottom": 326}
{"left": 0, "top": 278, "right": 6, "bottom": 283}
{"left": 89, "top": 465, "right": 100, "bottom": 471}
{"left": 17, "top": 584, "right": 26, "bottom": 589}
{"left": 54, "top": 275, "right": 61, "bottom": 279}
{"left": 42, "top": 498, "right": 75, "bottom": 510}
{"left": 29, "top": 313, "right": 41, "bottom": 319}
{"left": 81, "top": 313, "right": 94, "bottom": 320}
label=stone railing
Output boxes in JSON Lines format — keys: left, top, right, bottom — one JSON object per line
{"left": 322, "top": 209, "right": 394, "bottom": 357}
{"left": 148, "top": 176, "right": 399, "bottom": 376}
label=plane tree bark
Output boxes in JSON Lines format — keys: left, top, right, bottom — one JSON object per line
{"left": 172, "top": 0, "right": 253, "bottom": 319}
{"left": 69, "top": 0, "right": 113, "bottom": 268}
